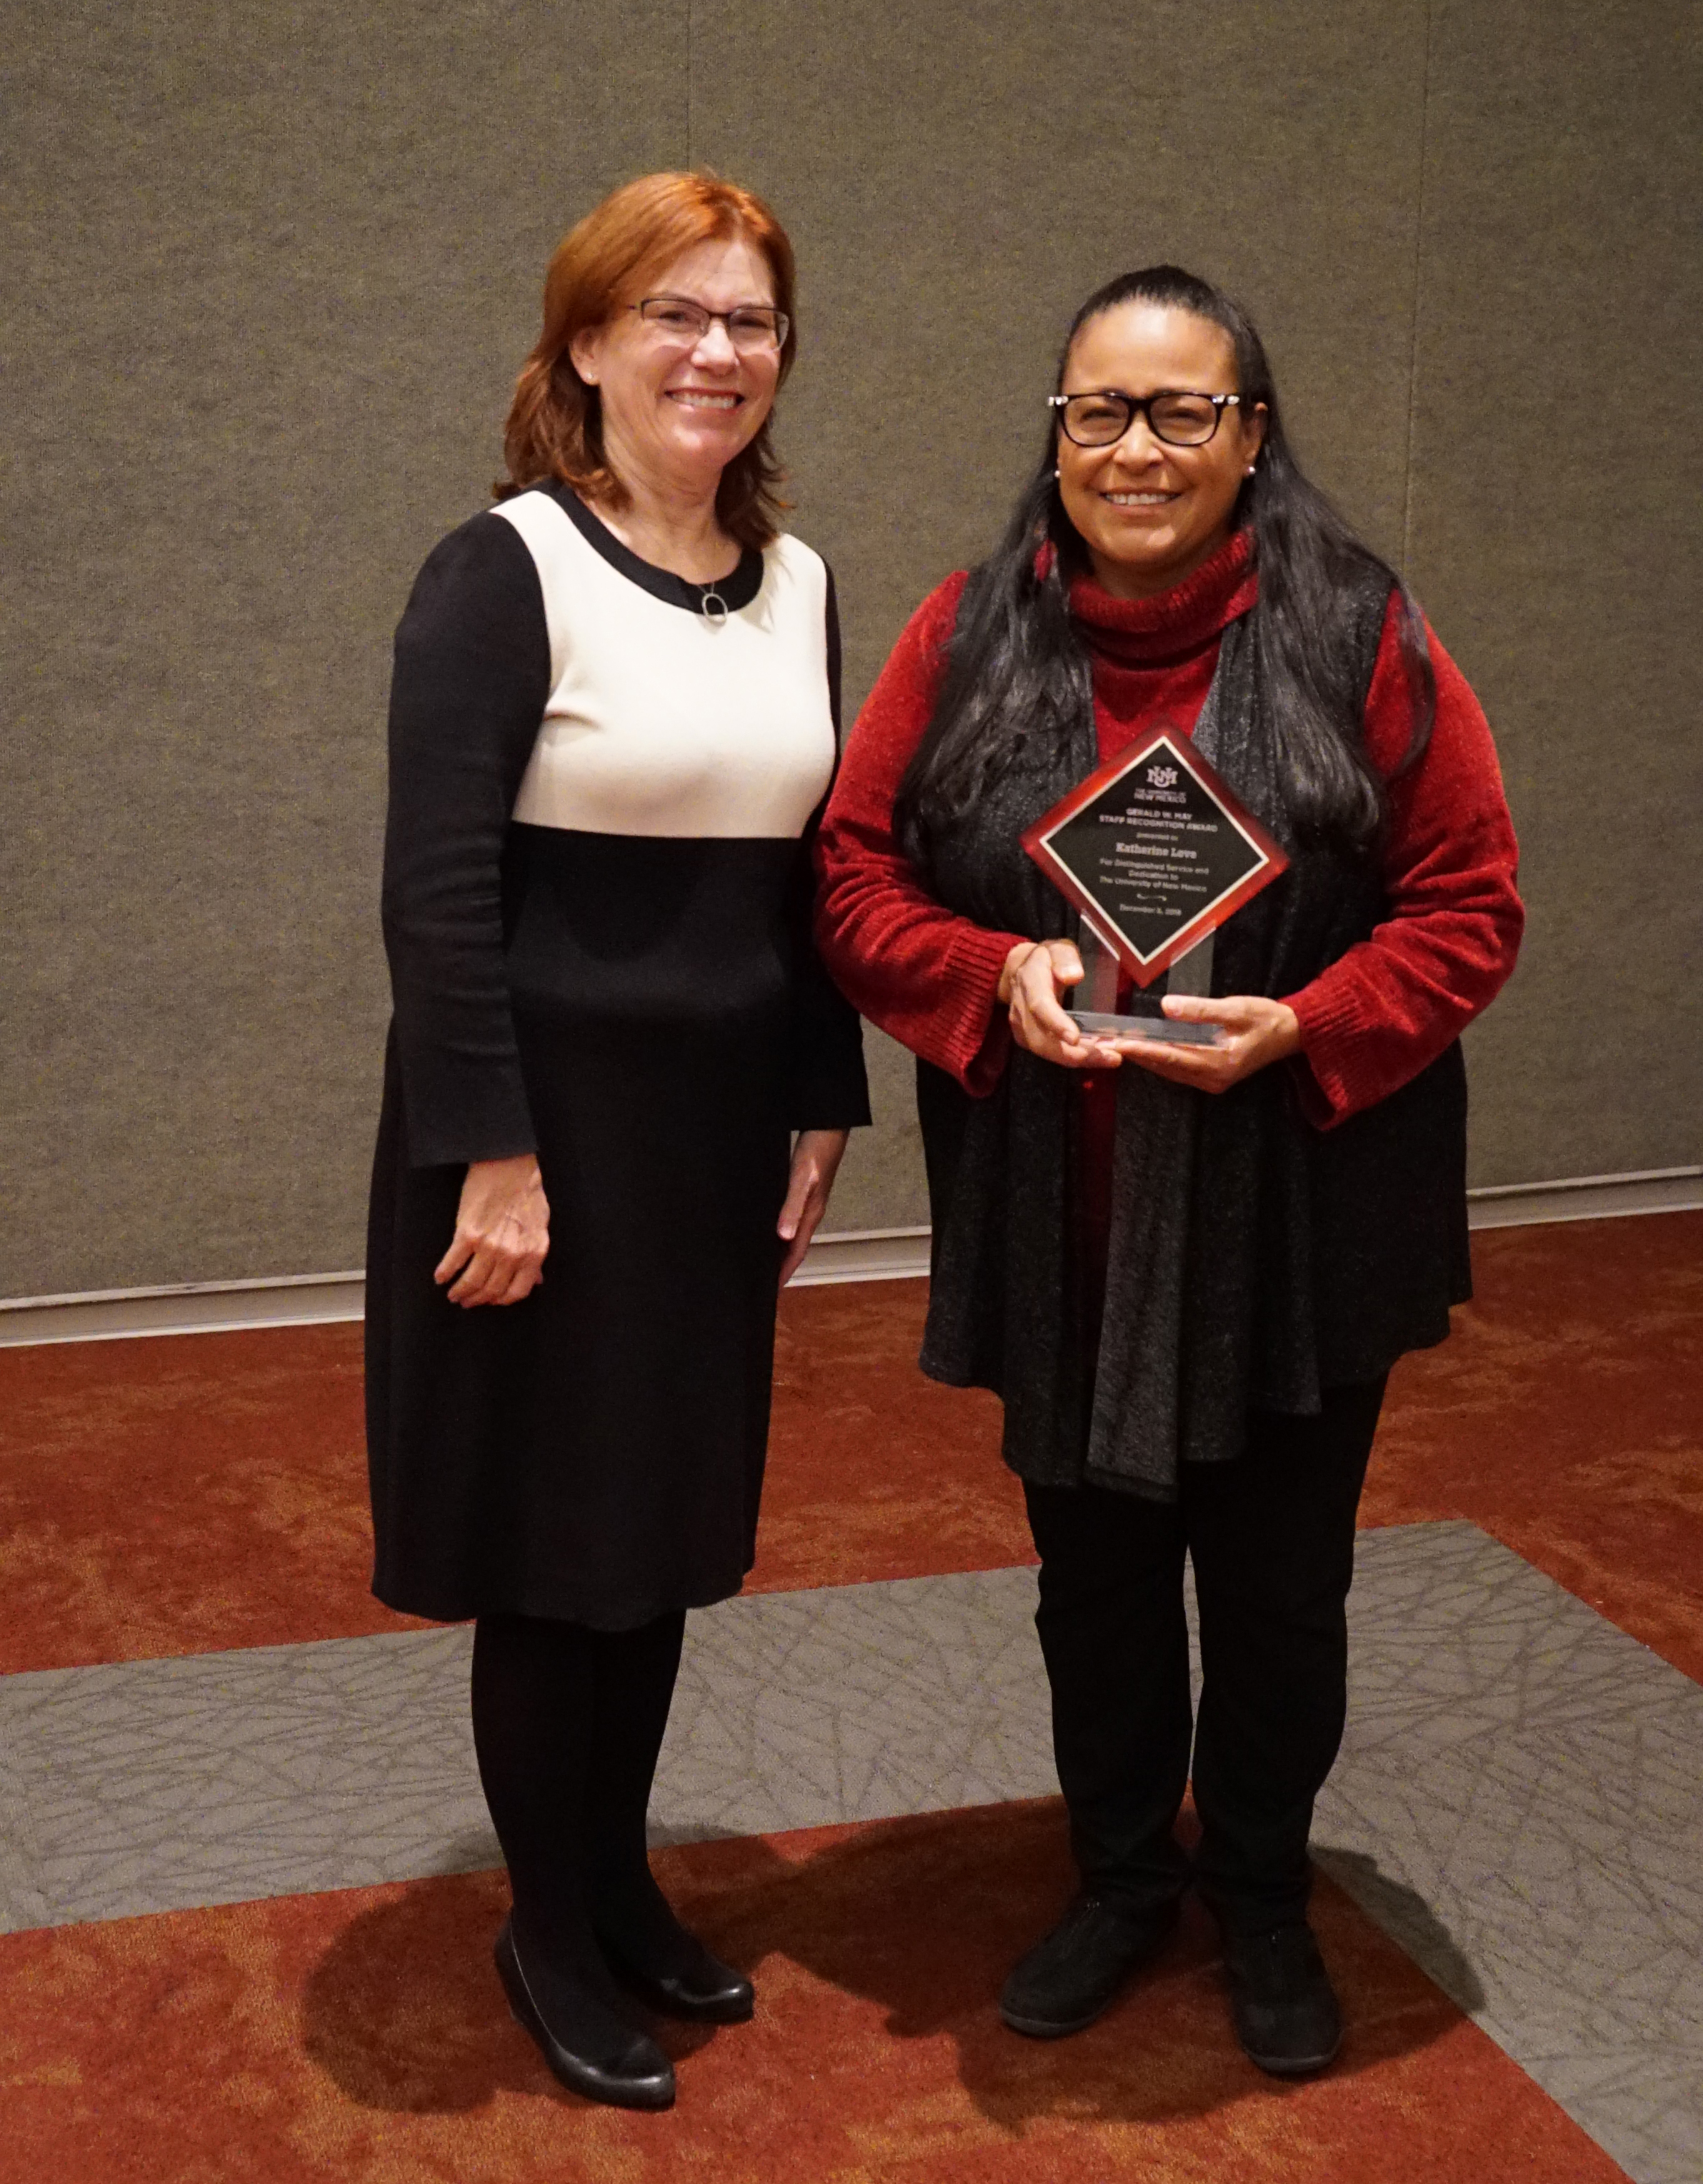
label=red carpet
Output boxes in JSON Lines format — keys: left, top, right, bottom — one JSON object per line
{"left": 1, "top": 1216, "right": 1684, "bottom": 2178}
{"left": 1365, "top": 1210, "right": 1703, "bottom": 1680}
{"left": 0, "top": 1802, "right": 1631, "bottom": 2183}
{"left": 0, "top": 1213, "right": 1696, "bottom": 1676}
{"left": 0, "top": 1288, "right": 1021, "bottom": 1673}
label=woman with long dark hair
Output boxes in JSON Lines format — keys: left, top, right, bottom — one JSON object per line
{"left": 816, "top": 266, "right": 1522, "bottom": 2074}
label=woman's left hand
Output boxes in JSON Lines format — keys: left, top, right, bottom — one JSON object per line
{"left": 777, "top": 1128, "right": 851, "bottom": 1286}
{"left": 1112, "top": 993, "right": 1302, "bottom": 1093}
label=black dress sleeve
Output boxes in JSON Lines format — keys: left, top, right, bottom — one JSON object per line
{"left": 785, "top": 563, "right": 873, "bottom": 1131}
{"left": 381, "top": 513, "right": 552, "bottom": 1167}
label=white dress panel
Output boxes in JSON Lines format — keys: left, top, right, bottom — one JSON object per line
{"left": 492, "top": 490, "right": 834, "bottom": 841}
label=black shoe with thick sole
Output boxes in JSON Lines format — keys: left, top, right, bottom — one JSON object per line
{"left": 1222, "top": 1921, "right": 1342, "bottom": 2076}
{"left": 999, "top": 1893, "right": 1181, "bottom": 2038}
{"left": 494, "top": 1916, "right": 676, "bottom": 2110}
{"left": 599, "top": 1925, "right": 755, "bottom": 2025}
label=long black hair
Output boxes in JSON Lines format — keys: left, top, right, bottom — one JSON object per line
{"left": 894, "top": 265, "right": 1434, "bottom": 863}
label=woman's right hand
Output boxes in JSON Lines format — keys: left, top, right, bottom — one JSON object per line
{"left": 435, "top": 1154, "right": 551, "bottom": 1307}
{"left": 999, "top": 939, "right": 1122, "bottom": 1071}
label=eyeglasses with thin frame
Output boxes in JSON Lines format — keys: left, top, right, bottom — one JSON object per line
{"left": 630, "top": 296, "right": 790, "bottom": 354}
{"left": 1049, "top": 390, "right": 1242, "bottom": 449}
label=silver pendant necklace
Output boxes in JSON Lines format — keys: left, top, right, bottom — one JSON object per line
{"left": 696, "top": 581, "right": 729, "bottom": 627}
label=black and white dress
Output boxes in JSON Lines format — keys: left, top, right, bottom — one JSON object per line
{"left": 365, "top": 484, "right": 869, "bottom": 1631}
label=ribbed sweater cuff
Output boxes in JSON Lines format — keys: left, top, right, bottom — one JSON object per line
{"left": 1287, "top": 976, "right": 1371, "bottom": 1131}
{"left": 939, "top": 925, "right": 1026, "bottom": 1094}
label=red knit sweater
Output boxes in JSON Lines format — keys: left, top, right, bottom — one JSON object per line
{"left": 815, "top": 531, "right": 1524, "bottom": 1127}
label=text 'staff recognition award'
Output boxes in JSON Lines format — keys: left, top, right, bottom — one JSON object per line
{"left": 1021, "top": 726, "right": 1288, "bottom": 1046}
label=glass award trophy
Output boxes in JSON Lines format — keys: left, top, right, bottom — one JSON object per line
{"left": 1020, "top": 726, "right": 1289, "bottom": 1046}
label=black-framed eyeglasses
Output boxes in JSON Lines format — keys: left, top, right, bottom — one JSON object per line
{"left": 1049, "top": 390, "right": 1242, "bottom": 449}
{"left": 631, "top": 296, "right": 790, "bottom": 354}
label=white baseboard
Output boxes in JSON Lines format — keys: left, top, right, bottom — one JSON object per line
{"left": 791, "top": 1226, "right": 933, "bottom": 1285}
{"left": 1463, "top": 1165, "right": 1703, "bottom": 1230}
{"left": 0, "top": 1228, "right": 935, "bottom": 1348}
{"left": 0, "top": 1269, "right": 369, "bottom": 1347}
{"left": 1, "top": 1173, "right": 1695, "bottom": 1349}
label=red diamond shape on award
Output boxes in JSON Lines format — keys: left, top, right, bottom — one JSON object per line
{"left": 1021, "top": 724, "right": 1289, "bottom": 988}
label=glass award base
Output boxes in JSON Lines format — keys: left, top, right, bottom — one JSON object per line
{"left": 1068, "top": 925, "right": 1224, "bottom": 1047}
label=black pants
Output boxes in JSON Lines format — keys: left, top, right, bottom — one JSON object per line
{"left": 1024, "top": 1378, "right": 1386, "bottom": 1935}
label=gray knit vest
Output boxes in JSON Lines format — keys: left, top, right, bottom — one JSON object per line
{"left": 913, "top": 574, "right": 1470, "bottom": 1498}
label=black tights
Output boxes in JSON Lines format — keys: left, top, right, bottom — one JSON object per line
{"left": 471, "top": 1608, "right": 689, "bottom": 2010}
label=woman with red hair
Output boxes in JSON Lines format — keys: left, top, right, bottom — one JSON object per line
{"left": 366, "top": 172, "right": 867, "bottom": 2109}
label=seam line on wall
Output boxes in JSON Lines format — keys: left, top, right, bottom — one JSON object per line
{"left": 1399, "top": 0, "right": 1437, "bottom": 578}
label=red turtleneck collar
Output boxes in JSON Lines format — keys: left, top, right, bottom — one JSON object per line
{"left": 1067, "top": 529, "right": 1257, "bottom": 668}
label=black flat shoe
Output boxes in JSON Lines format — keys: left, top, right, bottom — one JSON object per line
{"left": 1222, "top": 1921, "right": 1342, "bottom": 2076}
{"left": 600, "top": 1926, "right": 755, "bottom": 2024}
{"left": 494, "top": 1916, "right": 676, "bottom": 2109}
{"left": 999, "top": 1893, "right": 1181, "bottom": 2038}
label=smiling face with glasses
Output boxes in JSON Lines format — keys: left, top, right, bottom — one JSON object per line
{"left": 1052, "top": 302, "right": 1267, "bottom": 601}
{"left": 569, "top": 234, "right": 787, "bottom": 521}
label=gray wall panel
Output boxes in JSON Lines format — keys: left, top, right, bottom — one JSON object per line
{"left": 1405, "top": 0, "right": 1702, "bottom": 1185}
{"left": 2, "top": 2, "right": 685, "bottom": 1294}
{"left": 691, "top": 0, "right": 1431, "bottom": 698}
{"left": 1, "top": 1, "right": 1695, "bottom": 1293}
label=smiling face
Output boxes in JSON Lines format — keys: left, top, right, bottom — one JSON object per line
{"left": 1056, "top": 301, "right": 1267, "bottom": 600}
{"left": 569, "top": 233, "right": 782, "bottom": 500}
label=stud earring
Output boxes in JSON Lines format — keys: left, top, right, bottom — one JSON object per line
{"left": 1244, "top": 464, "right": 1257, "bottom": 476}
{"left": 1053, "top": 466, "right": 1062, "bottom": 481}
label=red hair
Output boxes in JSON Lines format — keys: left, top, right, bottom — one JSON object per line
{"left": 497, "top": 171, "right": 797, "bottom": 548}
